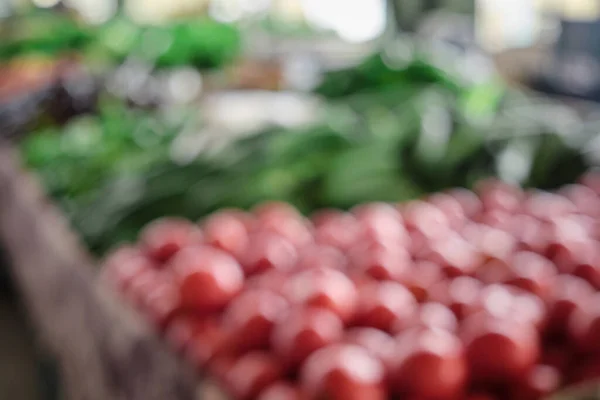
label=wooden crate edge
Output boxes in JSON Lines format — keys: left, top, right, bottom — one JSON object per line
{"left": 0, "top": 143, "right": 198, "bottom": 400}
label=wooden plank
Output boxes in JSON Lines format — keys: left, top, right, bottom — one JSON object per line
{"left": 0, "top": 143, "right": 198, "bottom": 400}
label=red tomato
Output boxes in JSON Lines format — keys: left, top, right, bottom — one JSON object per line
{"left": 202, "top": 211, "right": 252, "bottom": 259}
{"left": 507, "top": 251, "right": 557, "bottom": 298}
{"left": 224, "top": 352, "right": 282, "bottom": 400}
{"left": 568, "top": 293, "right": 600, "bottom": 352}
{"left": 242, "top": 232, "right": 298, "bottom": 275}
{"left": 509, "top": 214, "right": 550, "bottom": 254}
{"left": 404, "top": 302, "right": 458, "bottom": 333}
{"left": 271, "top": 307, "right": 344, "bottom": 369}
{"left": 285, "top": 268, "right": 357, "bottom": 323}
{"left": 546, "top": 275, "right": 594, "bottom": 336}
{"left": 424, "top": 233, "right": 483, "bottom": 277}
{"left": 479, "top": 284, "right": 546, "bottom": 329}
{"left": 100, "top": 247, "right": 155, "bottom": 291}
{"left": 345, "top": 328, "right": 396, "bottom": 371}
{"left": 140, "top": 282, "right": 181, "bottom": 329}
{"left": 512, "top": 365, "right": 561, "bottom": 400}
{"left": 349, "top": 244, "right": 411, "bottom": 282}
{"left": 245, "top": 270, "right": 290, "bottom": 297}
{"left": 222, "top": 289, "right": 289, "bottom": 351}
{"left": 462, "top": 314, "right": 540, "bottom": 384}
{"left": 185, "top": 318, "right": 231, "bottom": 369}
{"left": 391, "top": 328, "right": 467, "bottom": 400}
{"left": 402, "top": 200, "right": 451, "bottom": 241}
{"left": 313, "top": 211, "right": 362, "bottom": 251}
{"left": 352, "top": 202, "right": 409, "bottom": 245}
{"left": 462, "top": 224, "right": 517, "bottom": 262}
{"left": 301, "top": 344, "right": 387, "bottom": 400}
{"left": 429, "top": 277, "right": 483, "bottom": 320}
{"left": 258, "top": 381, "right": 307, "bottom": 400}
{"left": 126, "top": 269, "right": 165, "bottom": 307}
{"left": 254, "top": 202, "right": 313, "bottom": 249}
{"left": 570, "top": 244, "right": 600, "bottom": 289}
{"left": 579, "top": 171, "right": 600, "bottom": 194}
{"left": 446, "top": 188, "right": 483, "bottom": 219}
{"left": 169, "top": 246, "right": 244, "bottom": 313}
{"left": 404, "top": 261, "right": 444, "bottom": 303}
{"left": 476, "top": 258, "right": 513, "bottom": 285}
{"left": 523, "top": 191, "right": 576, "bottom": 221}
{"left": 354, "top": 281, "right": 417, "bottom": 333}
{"left": 560, "top": 184, "right": 600, "bottom": 217}
{"left": 568, "top": 356, "right": 600, "bottom": 385}
{"left": 295, "top": 244, "right": 347, "bottom": 271}
{"left": 139, "top": 218, "right": 203, "bottom": 262}
{"left": 428, "top": 193, "right": 467, "bottom": 229}
{"left": 476, "top": 180, "right": 523, "bottom": 213}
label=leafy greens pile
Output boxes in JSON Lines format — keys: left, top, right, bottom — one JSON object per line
{"left": 20, "top": 51, "right": 594, "bottom": 255}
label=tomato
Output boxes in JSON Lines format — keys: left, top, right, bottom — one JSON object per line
{"left": 345, "top": 328, "right": 396, "bottom": 371}
{"left": 301, "top": 344, "right": 387, "bottom": 400}
{"left": 222, "top": 289, "right": 289, "bottom": 351}
{"left": 560, "top": 184, "right": 600, "bottom": 217}
{"left": 391, "top": 328, "right": 467, "bottom": 400}
{"left": 242, "top": 232, "right": 298, "bottom": 275}
{"left": 428, "top": 193, "right": 467, "bottom": 229}
{"left": 169, "top": 246, "right": 244, "bottom": 313}
{"left": 402, "top": 200, "right": 451, "bottom": 241}
{"left": 429, "top": 277, "right": 483, "bottom": 320}
{"left": 462, "top": 314, "right": 540, "bottom": 384}
{"left": 479, "top": 285, "right": 546, "bottom": 329}
{"left": 271, "top": 307, "right": 344, "bottom": 369}
{"left": 546, "top": 275, "right": 594, "bottom": 337}
{"left": 424, "top": 233, "right": 483, "bottom": 277}
{"left": 140, "top": 282, "right": 181, "bottom": 329}
{"left": 313, "top": 211, "right": 362, "bottom": 251}
{"left": 254, "top": 202, "right": 313, "bottom": 249}
{"left": 126, "top": 269, "right": 166, "bottom": 308}
{"left": 352, "top": 202, "right": 409, "bottom": 245}
{"left": 295, "top": 244, "right": 347, "bottom": 271}
{"left": 404, "top": 302, "right": 458, "bottom": 333}
{"left": 285, "top": 268, "right": 357, "bottom": 323}
{"left": 507, "top": 252, "right": 557, "bottom": 298}
{"left": 462, "top": 224, "right": 517, "bottom": 262}
{"left": 509, "top": 214, "right": 549, "bottom": 254}
{"left": 446, "top": 188, "right": 483, "bottom": 219}
{"left": 476, "top": 180, "right": 523, "bottom": 213}
{"left": 354, "top": 281, "right": 417, "bottom": 333}
{"left": 349, "top": 243, "right": 411, "bottom": 282}
{"left": 185, "top": 318, "right": 231, "bottom": 369}
{"left": 476, "top": 258, "right": 513, "bottom": 285}
{"left": 202, "top": 211, "right": 252, "bottom": 259}
{"left": 258, "top": 381, "right": 307, "bottom": 400}
{"left": 224, "top": 352, "right": 282, "bottom": 400}
{"left": 569, "top": 244, "right": 600, "bottom": 289}
{"left": 139, "top": 218, "right": 203, "bottom": 262}
{"left": 523, "top": 191, "right": 576, "bottom": 221}
{"left": 568, "top": 293, "right": 600, "bottom": 352}
{"left": 512, "top": 365, "right": 561, "bottom": 400}
{"left": 246, "top": 270, "right": 290, "bottom": 297}
{"left": 579, "top": 170, "right": 600, "bottom": 194}
{"left": 100, "top": 247, "right": 155, "bottom": 291}
{"left": 404, "top": 261, "right": 444, "bottom": 303}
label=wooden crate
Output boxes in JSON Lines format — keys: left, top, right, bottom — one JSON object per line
{"left": 0, "top": 143, "right": 206, "bottom": 400}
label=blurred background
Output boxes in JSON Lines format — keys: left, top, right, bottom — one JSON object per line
{"left": 3, "top": 0, "right": 600, "bottom": 398}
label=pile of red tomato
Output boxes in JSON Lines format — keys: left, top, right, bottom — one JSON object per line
{"left": 100, "top": 173, "right": 600, "bottom": 400}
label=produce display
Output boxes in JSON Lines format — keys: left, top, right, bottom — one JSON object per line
{"left": 100, "top": 173, "right": 600, "bottom": 400}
